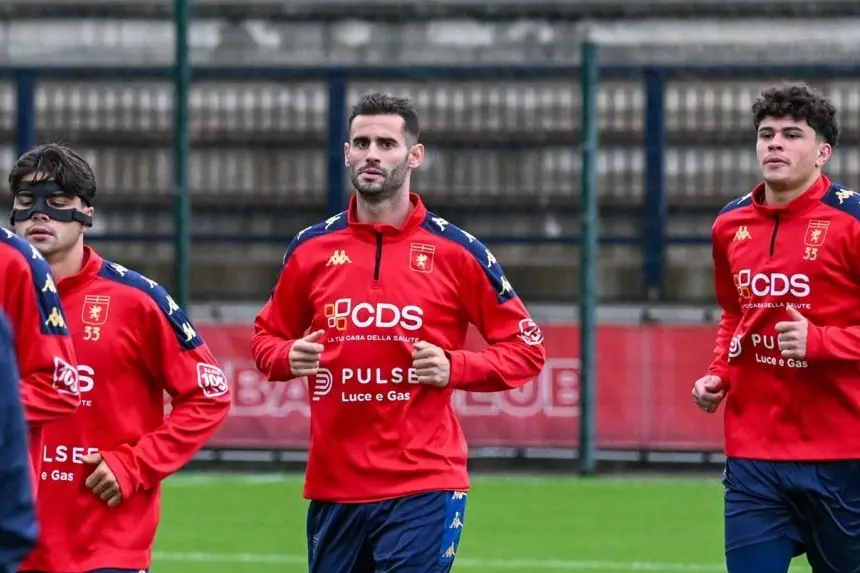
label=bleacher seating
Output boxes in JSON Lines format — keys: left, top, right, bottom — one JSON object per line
{"left": 0, "top": 10, "right": 858, "bottom": 302}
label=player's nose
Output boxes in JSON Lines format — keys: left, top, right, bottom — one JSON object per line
{"left": 767, "top": 140, "right": 784, "bottom": 151}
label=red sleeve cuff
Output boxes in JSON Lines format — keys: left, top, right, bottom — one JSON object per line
{"left": 805, "top": 324, "right": 825, "bottom": 360}
{"left": 100, "top": 448, "right": 136, "bottom": 500}
{"left": 266, "top": 340, "right": 297, "bottom": 382}
{"left": 446, "top": 350, "right": 469, "bottom": 389}
{"left": 707, "top": 363, "right": 727, "bottom": 381}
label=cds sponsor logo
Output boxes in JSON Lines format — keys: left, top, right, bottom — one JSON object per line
{"left": 77, "top": 365, "right": 95, "bottom": 393}
{"left": 77, "top": 364, "right": 95, "bottom": 406}
{"left": 734, "top": 269, "right": 810, "bottom": 299}
{"left": 324, "top": 298, "right": 423, "bottom": 332}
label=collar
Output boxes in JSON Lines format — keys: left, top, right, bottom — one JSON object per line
{"left": 347, "top": 192, "right": 427, "bottom": 242}
{"left": 751, "top": 174, "right": 830, "bottom": 218}
{"left": 57, "top": 245, "right": 102, "bottom": 295}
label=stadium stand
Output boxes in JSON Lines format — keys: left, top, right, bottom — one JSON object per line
{"left": 0, "top": 0, "right": 857, "bottom": 302}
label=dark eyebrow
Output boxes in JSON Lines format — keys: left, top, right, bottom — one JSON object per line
{"left": 352, "top": 135, "right": 399, "bottom": 145}
{"left": 758, "top": 126, "right": 806, "bottom": 134}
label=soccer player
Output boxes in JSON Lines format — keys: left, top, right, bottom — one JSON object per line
{"left": 0, "top": 312, "right": 39, "bottom": 573}
{"left": 252, "top": 93, "right": 547, "bottom": 572}
{"left": 692, "top": 82, "right": 860, "bottom": 573}
{"left": 9, "top": 143, "right": 233, "bottom": 573}
{"left": 0, "top": 220, "right": 79, "bottom": 486}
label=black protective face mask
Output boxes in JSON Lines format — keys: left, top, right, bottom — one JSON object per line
{"left": 11, "top": 180, "right": 92, "bottom": 227}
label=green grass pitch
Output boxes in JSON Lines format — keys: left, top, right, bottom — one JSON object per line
{"left": 153, "top": 472, "right": 813, "bottom": 572}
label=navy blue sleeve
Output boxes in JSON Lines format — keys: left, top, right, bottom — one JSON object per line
{"left": 0, "top": 312, "right": 38, "bottom": 573}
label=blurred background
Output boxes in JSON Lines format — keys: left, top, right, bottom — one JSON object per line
{"left": 8, "top": 0, "right": 855, "bottom": 570}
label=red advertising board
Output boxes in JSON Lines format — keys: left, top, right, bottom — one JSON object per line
{"left": 198, "top": 323, "right": 725, "bottom": 452}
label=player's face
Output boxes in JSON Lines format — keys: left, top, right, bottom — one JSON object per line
{"left": 12, "top": 173, "right": 93, "bottom": 259}
{"left": 756, "top": 116, "right": 831, "bottom": 188}
{"left": 344, "top": 114, "right": 424, "bottom": 200}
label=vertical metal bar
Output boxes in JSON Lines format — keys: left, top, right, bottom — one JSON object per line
{"left": 579, "top": 41, "right": 599, "bottom": 476}
{"left": 326, "top": 74, "right": 349, "bottom": 215}
{"left": 15, "top": 71, "right": 37, "bottom": 158}
{"left": 642, "top": 69, "right": 667, "bottom": 300}
{"left": 173, "top": 0, "right": 191, "bottom": 308}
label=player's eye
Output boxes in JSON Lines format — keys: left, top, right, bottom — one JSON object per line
{"left": 48, "top": 196, "right": 71, "bottom": 208}
{"left": 14, "top": 195, "right": 33, "bottom": 207}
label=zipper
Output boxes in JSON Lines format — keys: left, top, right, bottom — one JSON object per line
{"left": 373, "top": 233, "right": 383, "bottom": 281}
{"left": 768, "top": 215, "right": 780, "bottom": 256}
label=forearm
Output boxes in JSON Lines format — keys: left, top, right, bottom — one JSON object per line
{"left": 448, "top": 342, "right": 544, "bottom": 392}
{"left": 807, "top": 324, "right": 860, "bottom": 361}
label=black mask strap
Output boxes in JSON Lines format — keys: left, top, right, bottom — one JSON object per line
{"left": 11, "top": 181, "right": 93, "bottom": 227}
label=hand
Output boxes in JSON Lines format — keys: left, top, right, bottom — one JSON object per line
{"left": 775, "top": 306, "right": 809, "bottom": 359}
{"left": 412, "top": 341, "right": 451, "bottom": 388}
{"left": 82, "top": 453, "right": 122, "bottom": 507}
{"left": 289, "top": 330, "right": 325, "bottom": 377}
{"left": 692, "top": 374, "right": 725, "bottom": 414}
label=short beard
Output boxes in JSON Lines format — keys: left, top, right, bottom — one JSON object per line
{"left": 349, "top": 160, "right": 409, "bottom": 203}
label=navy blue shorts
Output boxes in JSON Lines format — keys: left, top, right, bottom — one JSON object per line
{"left": 723, "top": 457, "right": 860, "bottom": 572}
{"left": 307, "top": 490, "right": 467, "bottom": 573}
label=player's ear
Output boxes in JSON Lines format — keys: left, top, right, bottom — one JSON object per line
{"left": 815, "top": 142, "right": 832, "bottom": 168}
{"left": 82, "top": 206, "right": 95, "bottom": 232}
{"left": 407, "top": 143, "right": 424, "bottom": 169}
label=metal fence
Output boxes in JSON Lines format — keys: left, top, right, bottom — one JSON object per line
{"left": 3, "top": 64, "right": 859, "bottom": 301}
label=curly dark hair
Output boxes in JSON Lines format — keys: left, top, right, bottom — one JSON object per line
{"left": 752, "top": 82, "right": 839, "bottom": 147}
{"left": 8, "top": 143, "right": 97, "bottom": 205}
{"left": 348, "top": 92, "right": 420, "bottom": 143}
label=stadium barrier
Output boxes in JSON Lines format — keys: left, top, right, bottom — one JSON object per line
{"left": 4, "top": 64, "right": 860, "bottom": 295}
{"left": 196, "top": 321, "right": 724, "bottom": 455}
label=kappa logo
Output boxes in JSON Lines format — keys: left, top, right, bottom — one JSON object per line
{"left": 733, "top": 226, "right": 751, "bottom": 241}
{"left": 326, "top": 250, "right": 351, "bottom": 266}
{"left": 45, "top": 307, "right": 66, "bottom": 330}
{"left": 42, "top": 274, "right": 57, "bottom": 294}
{"left": 836, "top": 188, "right": 858, "bottom": 204}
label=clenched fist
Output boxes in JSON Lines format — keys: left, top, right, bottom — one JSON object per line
{"left": 775, "top": 305, "right": 809, "bottom": 359}
{"left": 289, "top": 330, "right": 325, "bottom": 377}
{"left": 692, "top": 374, "right": 725, "bottom": 414}
{"left": 412, "top": 341, "right": 451, "bottom": 388}
{"left": 83, "top": 453, "right": 122, "bottom": 507}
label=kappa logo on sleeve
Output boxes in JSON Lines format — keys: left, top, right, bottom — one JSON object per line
{"left": 196, "top": 363, "right": 229, "bottom": 398}
{"left": 52, "top": 357, "right": 79, "bottom": 395}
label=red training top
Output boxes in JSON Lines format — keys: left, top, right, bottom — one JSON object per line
{"left": 22, "top": 246, "right": 232, "bottom": 573}
{"left": 0, "top": 226, "right": 79, "bottom": 485}
{"left": 252, "top": 193, "right": 546, "bottom": 503}
{"left": 710, "top": 175, "right": 860, "bottom": 460}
